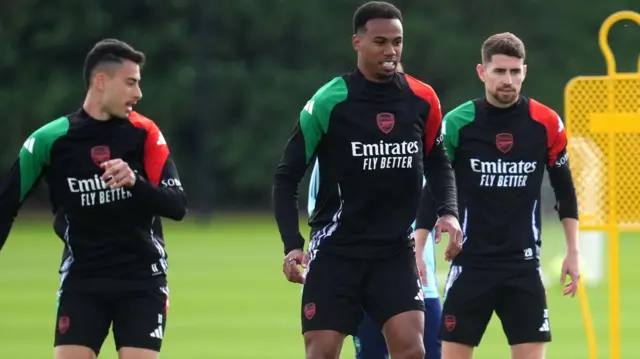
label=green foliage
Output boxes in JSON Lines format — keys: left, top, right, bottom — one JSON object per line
{"left": 1, "top": 0, "right": 638, "bottom": 209}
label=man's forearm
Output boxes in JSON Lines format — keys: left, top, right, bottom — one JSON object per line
{"left": 0, "top": 161, "right": 28, "bottom": 252}
{"left": 273, "top": 172, "right": 305, "bottom": 254}
{"left": 131, "top": 176, "right": 187, "bottom": 220}
{"left": 561, "top": 218, "right": 579, "bottom": 254}
{"left": 423, "top": 123, "right": 458, "bottom": 219}
{"left": 273, "top": 131, "right": 310, "bottom": 255}
{"left": 424, "top": 164, "right": 458, "bottom": 219}
{"left": 415, "top": 183, "right": 438, "bottom": 230}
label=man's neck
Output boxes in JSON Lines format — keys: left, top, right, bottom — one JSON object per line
{"left": 357, "top": 64, "right": 391, "bottom": 83}
{"left": 82, "top": 94, "right": 111, "bottom": 121}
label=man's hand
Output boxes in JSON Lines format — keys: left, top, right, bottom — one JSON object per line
{"left": 100, "top": 159, "right": 136, "bottom": 189}
{"left": 283, "top": 249, "right": 309, "bottom": 284}
{"left": 560, "top": 251, "right": 580, "bottom": 297}
{"left": 434, "top": 214, "right": 463, "bottom": 261}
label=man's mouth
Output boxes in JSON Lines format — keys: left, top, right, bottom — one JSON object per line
{"left": 380, "top": 61, "right": 396, "bottom": 71}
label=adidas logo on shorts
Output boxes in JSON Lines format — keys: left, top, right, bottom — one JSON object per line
{"left": 150, "top": 325, "right": 164, "bottom": 339}
{"left": 538, "top": 319, "right": 550, "bottom": 332}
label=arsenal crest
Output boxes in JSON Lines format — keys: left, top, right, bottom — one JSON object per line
{"left": 495, "top": 133, "right": 514, "bottom": 154}
{"left": 90, "top": 145, "right": 111, "bottom": 167}
{"left": 376, "top": 112, "right": 395, "bottom": 134}
{"left": 58, "top": 316, "right": 70, "bottom": 334}
{"left": 444, "top": 315, "right": 456, "bottom": 332}
{"left": 304, "top": 303, "right": 316, "bottom": 320}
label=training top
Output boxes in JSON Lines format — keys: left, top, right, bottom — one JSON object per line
{"left": 309, "top": 160, "right": 441, "bottom": 297}
{"left": 273, "top": 69, "right": 458, "bottom": 258}
{"left": 442, "top": 97, "right": 578, "bottom": 269}
{"left": 0, "top": 109, "right": 187, "bottom": 291}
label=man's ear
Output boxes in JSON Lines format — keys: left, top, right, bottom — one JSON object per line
{"left": 476, "top": 64, "right": 486, "bottom": 83}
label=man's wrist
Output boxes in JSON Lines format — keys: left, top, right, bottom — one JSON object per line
{"left": 129, "top": 172, "right": 137, "bottom": 187}
{"left": 129, "top": 174, "right": 154, "bottom": 197}
{"left": 437, "top": 210, "right": 459, "bottom": 221}
{"left": 285, "top": 248, "right": 304, "bottom": 255}
{"left": 566, "top": 246, "right": 580, "bottom": 256}
{"left": 285, "top": 247, "right": 304, "bottom": 256}
{"left": 124, "top": 174, "right": 137, "bottom": 188}
{"left": 283, "top": 234, "right": 305, "bottom": 255}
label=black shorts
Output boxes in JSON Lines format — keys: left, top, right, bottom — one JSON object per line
{"left": 301, "top": 248, "right": 425, "bottom": 336}
{"left": 439, "top": 265, "right": 550, "bottom": 346}
{"left": 54, "top": 286, "right": 170, "bottom": 356}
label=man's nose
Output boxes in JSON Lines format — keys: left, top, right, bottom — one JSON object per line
{"left": 383, "top": 44, "right": 396, "bottom": 56}
{"left": 134, "top": 86, "right": 143, "bottom": 100}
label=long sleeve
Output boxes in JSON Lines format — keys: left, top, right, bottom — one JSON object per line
{"left": 546, "top": 117, "right": 578, "bottom": 220}
{"left": 422, "top": 93, "right": 459, "bottom": 220}
{"left": 0, "top": 135, "right": 51, "bottom": 251}
{"left": 415, "top": 177, "right": 438, "bottom": 231}
{"left": 273, "top": 102, "right": 328, "bottom": 255}
{"left": 129, "top": 114, "right": 187, "bottom": 221}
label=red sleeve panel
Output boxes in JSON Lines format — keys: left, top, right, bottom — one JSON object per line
{"left": 127, "top": 111, "right": 187, "bottom": 220}
{"left": 405, "top": 74, "right": 443, "bottom": 155}
{"left": 529, "top": 99, "right": 567, "bottom": 167}
{"left": 129, "top": 111, "right": 170, "bottom": 186}
{"left": 529, "top": 99, "right": 578, "bottom": 220}
{"left": 403, "top": 74, "right": 458, "bottom": 220}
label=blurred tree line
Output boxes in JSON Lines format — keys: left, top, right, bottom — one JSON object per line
{"left": 0, "top": 0, "right": 638, "bottom": 214}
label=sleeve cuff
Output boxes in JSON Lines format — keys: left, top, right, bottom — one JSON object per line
{"left": 436, "top": 208, "right": 459, "bottom": 221}
{"left": 129, "top": 174, "right": 156, "bottom": 200}
{"left": 283, "top": 234, "right": 305, "bottom": 255}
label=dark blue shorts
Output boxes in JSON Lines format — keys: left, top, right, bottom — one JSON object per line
{"left": 353, "top": 297, "right": 442, "bottom": 359}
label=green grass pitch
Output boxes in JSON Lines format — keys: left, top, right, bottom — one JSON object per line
{"left": 0, "top": 213, "right": 638, "bottom": 358}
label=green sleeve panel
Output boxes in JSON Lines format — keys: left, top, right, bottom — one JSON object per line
{"left": 19, "top": 117, "right": 69, "bottom": 202}
{"left": 442, "top": 100, "right": 475, "bottom": 162}
{"left": 300, "top": 77, "right": 348, "bottom": 164}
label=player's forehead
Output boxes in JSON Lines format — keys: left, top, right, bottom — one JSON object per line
{"left": 362, "top": 18, "right": 403, "bottom": 39}
{"left": 113, "top": 60, "right": 141, "bottom": 80}
{"left": 486, "top": 54, "right": 523, "bottom": 70}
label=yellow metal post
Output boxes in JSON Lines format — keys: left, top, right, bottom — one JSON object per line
{"left": 564, "top": 10, "right": 640, "bottom": 359}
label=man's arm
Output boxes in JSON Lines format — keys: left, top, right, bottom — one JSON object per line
{"left": 273, "top": 77, "right": 345, "bottom": 255}
{"left": 0, "top": 125, "right": 59, "bottom": 251}
{"left": 129, "top": 113, "right": 187, "bottom": 221}
{"left": 0, "top": 162, "right": 38, "bottom": 251}
{"left": 546, "top": 115, "right": 579, "bottom": 253}
{"left": 415, "top": 178, "right": 438, "bottom": 231}
{"left": 421, "top": 91, "right": 458, "bottom": 219}
{"left": 273, "top": 113, "right": 325, "bottom": 255}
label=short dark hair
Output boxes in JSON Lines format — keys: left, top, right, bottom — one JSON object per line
{"left": 481, "top": 32, "right": 526, "bottom": 64}
{"left": 353, "top": 1, "right": 403, "bottom": 34}
{"left": 83, "top": 39, "right": 146, "bottom": 88}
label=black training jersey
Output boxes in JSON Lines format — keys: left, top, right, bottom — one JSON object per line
{"left": 273, "top": 69, "right": 458, "bottom": 258}
{"left": 442, "top": 97, "right": 578, "bottom": 269}
{"left": 0, "top": 109, "right": 187, "bottom": 291}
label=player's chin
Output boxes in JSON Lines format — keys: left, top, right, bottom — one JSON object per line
{"left": 497, "top": 92, "right": 518, "bottom": 104}
{"left": 121, "top": 106, "right": 134, "bottom": 118}
{"left": 375, "top": 68, "right": 396, "bottom": 81}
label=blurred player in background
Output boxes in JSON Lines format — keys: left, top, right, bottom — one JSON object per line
{"left": 307, "top": 63, "right": 443, "bottom": 359}
{"left": 438, "top": 32, "right": 580, "bottom": 359}
{"left": 0, "top": 39, "right": 187, "bottom": 359}
{"left": 273, "top": 2, "right": 462, "bottom": 358}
